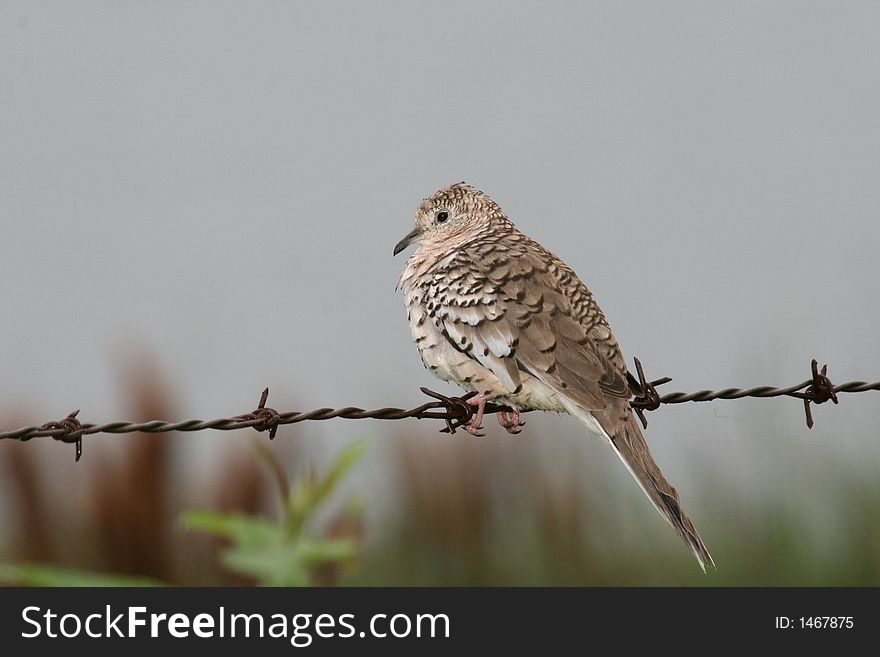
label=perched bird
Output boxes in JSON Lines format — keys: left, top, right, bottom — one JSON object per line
{"left": 394, "top": 182, "right": 713, "bottom": 570}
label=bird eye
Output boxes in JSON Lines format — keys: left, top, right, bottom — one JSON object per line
{"left": 436, "top": 211, "right": 449, "bottom": 223}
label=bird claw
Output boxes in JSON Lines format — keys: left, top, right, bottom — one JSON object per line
{"left": 496, "top": 411, "right": 525, "bottom": 435}
{"left": 460, "top": 392, "right": 491, "bottom": 437}
{"left": 461, "top": 424, "right": 485, "bottom": 437}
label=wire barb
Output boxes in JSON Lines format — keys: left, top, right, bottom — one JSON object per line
{"left": 234, "top": 388, "right": 281, "bottom": 440}
{"left": 787, "top": 359, "right": 840, "bottom": 429}
{"left": 418, "top": 387, "right": 477, "bottom": 434}
{"left": 628, "top": 357, "right": 673, "bottom": 430}
{"left": 38, "top": 410, "right": 84, "bottom": 462}
{"left": 1, "top": 358, "right": 878, "bottom": 457}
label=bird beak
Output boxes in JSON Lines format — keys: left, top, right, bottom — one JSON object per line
{"left": 393, "top": 226, "right": 423, "bottom": 256}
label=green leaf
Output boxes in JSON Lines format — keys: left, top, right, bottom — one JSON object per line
{"left": 251, "top": 441, "right": 290, "bottom": 502}
{"left": 183, "top": 509, "right": 309, "bottom": 585}
{"left": 311, "top": 441, "right": 368, "bottom": 511}
{"left": 0, "top": 563, "right": 163, "bottom": 587}
{"left": 181, "top": 441, "right": 366, "bottom": 586}
{"left": 181, "top": 509, "right": 279, "bottom": 544}
{"left": 220, "top": 540, "right": 310, "bottom": 587}
{"left": 298, "top": 538, "right": 359, "bottom": 565}
{"left": 284, "top": 441, "right": 367, "bottom": 535}
{"left": 286, "top": 477, "right": 313, "bottom": 537}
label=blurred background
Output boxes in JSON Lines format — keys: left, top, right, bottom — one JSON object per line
{"left": 1, "top": 1, "right": 878, "bottom": 585}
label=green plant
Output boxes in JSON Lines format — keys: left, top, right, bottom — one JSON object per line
{"left": 182, "top": 440, "right": 366, "bottom": 586}
{"left": 0, "top": 563, "right": 163, "bottom": 587}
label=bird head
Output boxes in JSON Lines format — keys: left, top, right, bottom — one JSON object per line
{"left": 393, "top": 182, "right": 504, "bottom": 256}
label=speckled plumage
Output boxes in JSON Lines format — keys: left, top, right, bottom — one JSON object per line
{"left": 395, "top": 182, "right": 713, "bottom": 570}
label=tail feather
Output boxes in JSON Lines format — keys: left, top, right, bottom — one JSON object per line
{"left": 567, "top": 400, "right": 714, "bottom": 571}
{"left": 608, "top": 415, "right": 714, "bottom": 571}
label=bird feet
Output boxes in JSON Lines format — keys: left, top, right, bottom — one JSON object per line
{"left": 461, "top": 393, "right": 490, "bottom": 436}
{"left": 496, "top": 410, "right": 525, "bottom": 435}
{"left": 461, "top": 394, "right": 525, "bottom": 436}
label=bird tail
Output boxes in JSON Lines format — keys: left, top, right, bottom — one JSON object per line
{"left": 567, "top": 402, "right": 715, "bottom": 571}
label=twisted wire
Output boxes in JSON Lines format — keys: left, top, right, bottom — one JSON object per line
{"left": 1, "top": 358, "right": 876, "bottom": 461}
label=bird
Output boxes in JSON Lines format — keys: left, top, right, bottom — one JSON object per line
{"left": 393, "top": 182, "right": 714, "bottom": 571}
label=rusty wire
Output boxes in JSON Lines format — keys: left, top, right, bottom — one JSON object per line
{"left": 0, "top": 358, "right": 877, "bottom": 462}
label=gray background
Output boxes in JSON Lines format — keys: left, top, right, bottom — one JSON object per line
{"left": 1, "top": 2, "right": 878, "bottom": 579}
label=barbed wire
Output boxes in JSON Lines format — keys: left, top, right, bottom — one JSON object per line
{"left": 1, "top": 358, "right": 877, "bottom": 462}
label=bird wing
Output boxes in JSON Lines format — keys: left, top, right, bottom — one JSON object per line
{"left": 422, "top": 234, "right": 713, "bottom": 569}
{"left": 425, "top": 239, "right": 629, "bottom": 410}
